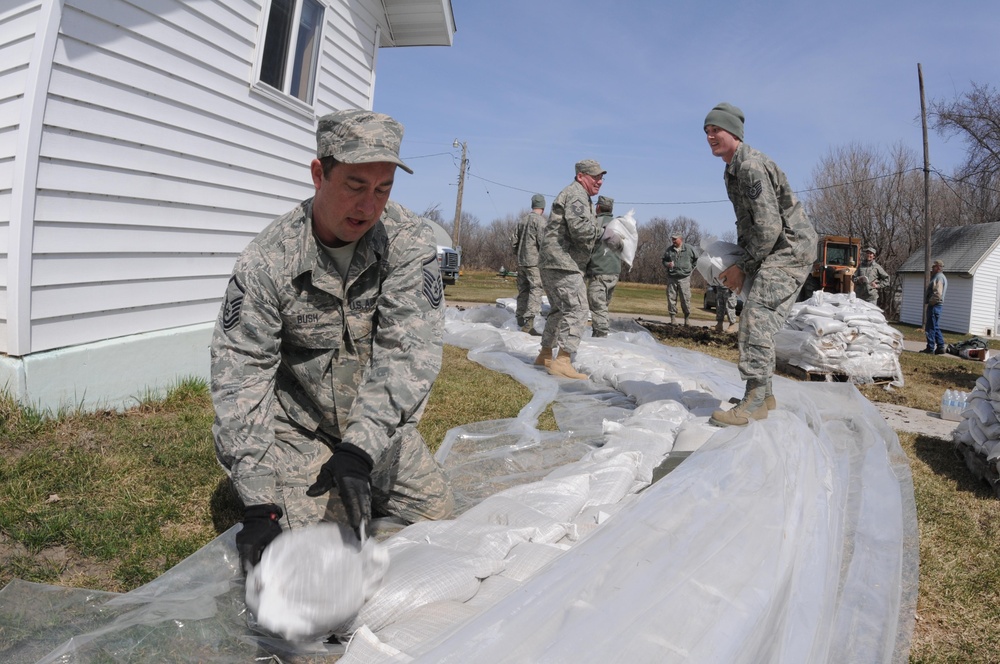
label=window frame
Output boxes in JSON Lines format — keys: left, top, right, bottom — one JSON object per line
{"left": 251, "top": 0, "right": 326, "bottom": 113}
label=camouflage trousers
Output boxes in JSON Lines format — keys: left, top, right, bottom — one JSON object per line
{"left": 515, "top": 265, "right": 543, "bottom": 324}
{"left": 666, "top": 276, "right": 691, "bottom": 318}
{"left": 540, "top": 268, "right": 588, "bottom": 354}
{"left": 269, "top": 409, "right": 455, "bottom": 530}
{"left": 716, "top": 287, "right": 738, "bottom": 324}
{"left": 738, "top": 264, "right": 810, "bottom": 381}
{"left": 586, "top": 274, "right": 619, "bottom": 337}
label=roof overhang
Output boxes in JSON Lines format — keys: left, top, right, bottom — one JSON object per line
{"left": 378, "top": 0, "right": 456, "bottom": 47}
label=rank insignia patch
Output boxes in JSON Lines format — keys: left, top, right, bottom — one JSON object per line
{"left": 221, "top": 275, "right": 245, "bottom": 332}
{"left": 422, "top": 256, "right": 444, "bottom": 308}
{"left": 746, "top": 181, "right": 763, "bottom": 200}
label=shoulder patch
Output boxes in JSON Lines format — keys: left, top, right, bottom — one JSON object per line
{"left": 570, "top": 200, "right": 585, "bottom": 217}
{"left": 422, "top": 255, "right": 444, "bottom": 308}
{"left": 221, "top": 275, "right": 245, "bottom": 332}
{"left": 746, "top": 180, "right": 763, "bottom": 200}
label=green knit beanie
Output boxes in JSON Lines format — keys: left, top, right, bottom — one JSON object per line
{"left": 530, "top": 194, "right": 545, "bottom": 209}
{"left": 704, "top": 102, "right": 745, "bottom": 141}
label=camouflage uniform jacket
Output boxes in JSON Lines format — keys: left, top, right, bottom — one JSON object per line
{"left": 853, "top": 259, "right": 890, "bottom": 300}
{"left": 587, "top": 213, "right": 622, "bottom": 277}
{"left": 724, "top": 142, "right": 817, "bottom": 277}
{"left": 539, "top": 180, "right": 600, "bottom": 273}
{"left": 513, "top": 211, "right": 545, "bottom": 268}
{"left": 211, "top": 198, "right": 445, "bottom": 506}
{"left": 661, "top": 242, "right": 699, "bottom": 279}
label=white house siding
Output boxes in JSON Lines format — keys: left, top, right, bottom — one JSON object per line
{"left": 0, "top": 1, "right": 43, "bottom": 352}
{"left": 899, "top": 272, "right": 976, "bottom": 335}
{"left": 970, "top": 251, "right": 1000, "bottom": 337}
{"left": 21, "top": 0, "right": 386, "bottom": 356}
{"left": 899, "top": 274, "right": 922, "bottom": 328}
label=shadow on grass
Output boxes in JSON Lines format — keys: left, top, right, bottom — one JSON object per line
{"left": 911, "top": 433, "right": 996, "bottom": 498}
{"left": 209, "top": 477, "right": 243, "bottom": 534}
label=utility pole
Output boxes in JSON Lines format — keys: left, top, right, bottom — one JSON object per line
{"left": 918, "top": 63, "right": 931, "bottom": 330}
{"left": 452, "top": 139, "right": 467, "bottom": 250}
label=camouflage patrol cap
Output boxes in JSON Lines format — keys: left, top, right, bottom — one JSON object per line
{"left": 704, "top": 102, "right": 745, "bottom": 141}
{"left": 671, "top": 232, "right": 683, "bottom": 240}
{"left": 316, "top": 109, "right": 413, "bottom": 174}
{"left": 575, "top": 159, "right": 607, "bottom": 176}
{"left": 865, "top": 247, "right": 877, "bottom": 255}
{"left": 531, "top": 193, "right": 545, "bottom": 209}
{"left": 596, "top": 195, "right": 614, "bottom": 212}
{"left": 933, "top": 259, "right": 944, "bottom": 268}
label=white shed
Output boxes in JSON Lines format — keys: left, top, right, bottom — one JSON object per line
{"left": 897, "top": 221, "right": 1000, "bottom": 337}
{"left": 0, "top": 0, "right": 455, "bottom": 412}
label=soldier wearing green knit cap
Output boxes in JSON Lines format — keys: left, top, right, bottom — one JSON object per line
{"left": 704, "top": 102, "right": 818, "bottom": 427}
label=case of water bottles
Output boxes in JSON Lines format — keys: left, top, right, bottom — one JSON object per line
{"left": 941, "top": 389, "right": 969, "bottom": 422}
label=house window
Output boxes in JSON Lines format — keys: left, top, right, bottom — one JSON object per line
{"left": 259, "top": 0, "right": 324, "bottom": 104}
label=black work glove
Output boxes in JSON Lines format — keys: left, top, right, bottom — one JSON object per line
{"left": 306, "top": 443, "right": 374, "bottom": 537}
{"left": 235, "top": 503, "right": 283, "bottom": 572}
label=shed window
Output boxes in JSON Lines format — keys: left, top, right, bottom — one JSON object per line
{"left": 258, "top": 0, "right": 324, "bottom": 104}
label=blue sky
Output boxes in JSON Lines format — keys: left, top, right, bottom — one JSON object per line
{"left": 372, "top": 1, "right": 999, "bottom": 241}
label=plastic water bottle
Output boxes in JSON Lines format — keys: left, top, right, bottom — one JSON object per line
{"left": 942, "top": 389, "right": 954, "bottom": 419}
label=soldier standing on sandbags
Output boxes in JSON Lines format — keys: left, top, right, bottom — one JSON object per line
{"left": 211, "top": 110, "right": 454, "bottom": 572}
{"left": 536, "top": 159, "right": 623, "bottom": 379}
{"left": 703, "top": 102, "right": 818, "bottom": 427}
{"left": 586, "top": 195, "right": 622, "bottom": 338}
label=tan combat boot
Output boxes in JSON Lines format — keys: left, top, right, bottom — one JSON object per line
{"left": 683, "top": 316, "right": 689, "bottom": 326}
{"left": 547, "top": 349, "right": 588, "bottom": 380}
{"left": 669, "top": 315, "right": 675, "bottom": 325}
{"left": 534, "top": 346, "right": 553, "bottom": 367}
{"left": 764, "top": 379, "right": 776, "bottom": 411}
{"left": 714, "top": 321, "right": 724, "bottom": 333}
{"left": 710, "top": 380, "right": 768, "bottom": 427}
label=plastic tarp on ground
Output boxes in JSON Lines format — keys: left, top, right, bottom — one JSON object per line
{"left": 0, "top": 305, "right": 918, "bottom": 663}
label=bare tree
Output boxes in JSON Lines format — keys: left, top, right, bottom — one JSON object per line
{"left": 803, "top": 141, "right": 959, "bottom": 318}
{"left": 622, "top": 215, "right": 706, "bottom": 287}
{"left": 930, "top": 82, "right": 1000, "bottom": 224}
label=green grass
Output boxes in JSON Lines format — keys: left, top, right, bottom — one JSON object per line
{"left": 0, "top": 290, "right": 997, "bottom": 661}
{"left": 447, "top": 269, "right": 718, "bottom": 320}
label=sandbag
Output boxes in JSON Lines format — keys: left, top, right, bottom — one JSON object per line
{"left": 245, "top": 522, "right": 389, "bottom": 642}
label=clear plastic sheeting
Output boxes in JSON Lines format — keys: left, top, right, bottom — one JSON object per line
{"left": 775, "top": 291, "right": 905, "bottom": 386}
{"left": 0, "top": 304, "right": 918, "bottom": 664}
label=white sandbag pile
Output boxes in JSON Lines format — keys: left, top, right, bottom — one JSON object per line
{"left": 774, "top": 291, "right": 904, "bottom": 386}
{"left": 952, "top": 355, "right": 1000, "bottom": 495}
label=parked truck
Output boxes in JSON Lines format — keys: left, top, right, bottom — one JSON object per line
{"left": 421, "top": 217, "right": 461, "bottom": 286}
{"left": 798, "top": 235, "right": 862, "bottom": 301}
{"left": 437, "top": 245, "right": 461, "bottom": 285}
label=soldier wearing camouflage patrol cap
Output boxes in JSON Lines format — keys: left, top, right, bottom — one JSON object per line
{"left": 852, "top": 247, "right": 890, "bottom": 308}
{"left": 211, "top": 109, "right": 454, "bottom": 572}
{"left": 704, "top": 102, "right": 818, "bottom": 427}
{"left": 512, "top": 193, "right": 546, "bottom": 335}
{"left": 585, "top": 195, "right": 622, "bottom": 338}
{"left": 535, "top": 159, "right": 623, "bottom": 378}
